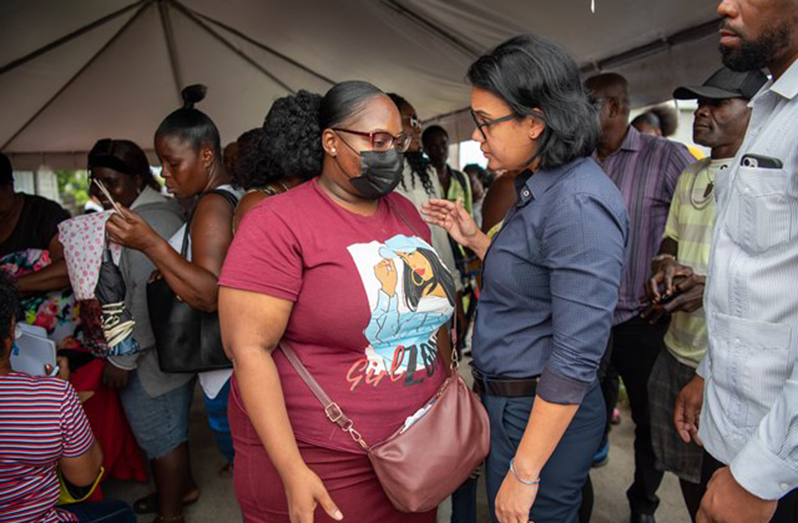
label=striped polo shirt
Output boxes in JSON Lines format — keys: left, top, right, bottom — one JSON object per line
{"left": 597, "top": 126, "right": 697, "bottom": 324}
{"left": 663, "top": 158, "right": 730, "bottom": 367}
{"left": 0, "top": 372, "right": 95, "bottom": 523}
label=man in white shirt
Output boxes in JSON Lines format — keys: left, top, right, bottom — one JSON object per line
{"left": 674, "top": 0, "right": 798, "bottom": 522}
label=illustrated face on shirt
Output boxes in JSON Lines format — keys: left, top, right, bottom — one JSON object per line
{"left": 346, "top": 234, "right": 455, "bottom": 391}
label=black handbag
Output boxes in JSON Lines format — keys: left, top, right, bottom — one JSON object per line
{"left": 147, "top": 189, "right": 239, "bottom": 373}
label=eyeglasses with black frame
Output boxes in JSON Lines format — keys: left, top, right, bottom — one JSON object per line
{"left": 470, "top": 110, "right": 517, "bottom": 140}
{"left": 332, "top": 128, "right": 411, "bottom": 153}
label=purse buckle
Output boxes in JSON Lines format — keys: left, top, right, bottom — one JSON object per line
{"left": 325, "top": 403, "right": 343, "bottom": 423}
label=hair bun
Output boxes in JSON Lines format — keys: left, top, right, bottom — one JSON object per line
{"left": 181, "top": 84, "right": 207, "bottom": 109}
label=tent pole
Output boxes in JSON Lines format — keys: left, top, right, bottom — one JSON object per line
{"left": 189, "top": 9, "right": 336, "bottom": 86}
{"left": 1, "top": 2, "right": 154, "bottom": 150}
{"left": 580, "top": 18, "right": 720, "bottom": 73}
{"left": 158, "top": 0, "right": 185, "bottom": 104}
{"left": 0, "top": 0, "right": 150, "bottom": 76}
{"left": 378, "top": 0, "right": 481, "bottom": 58}
{"left": 168, "top": 0, "right": 295, "bottom": 94}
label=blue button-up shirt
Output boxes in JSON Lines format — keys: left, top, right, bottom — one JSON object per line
{"left": 472, "top": 157, "right": 629, "bottom": 404}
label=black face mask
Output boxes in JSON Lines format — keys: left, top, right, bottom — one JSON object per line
{"left": 347, "top": 148, "right": 405, "bottom": 199}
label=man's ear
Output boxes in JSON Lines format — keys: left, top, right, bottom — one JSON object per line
{"left": 607, "top": 96, "right": 622, "bottom": 119}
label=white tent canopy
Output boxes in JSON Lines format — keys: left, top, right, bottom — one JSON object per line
{"left": 1, "top": 0, "right": 723, "bottom": 170}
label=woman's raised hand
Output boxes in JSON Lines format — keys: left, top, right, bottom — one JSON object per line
{"left": 421, "top": 198, "right": 490, "bottom": 260}
{"left": 106, "top": 206, "right": 161, "bottom": 253}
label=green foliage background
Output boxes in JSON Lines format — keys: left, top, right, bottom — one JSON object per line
{"left": 55, "top": 170, "right": 90, "bottom": 208}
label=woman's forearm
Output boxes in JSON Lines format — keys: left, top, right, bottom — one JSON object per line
{"left": 143, "top": 238, "right": 221, "bottom": 312}
{"left": 234, "top": 347, "right": 307, "bottom": 481}
{"left": 16, "top": 258, "right": 70, "bottom": 294}
{"left": 471, "top": 231, "right": 491, "bottom": 260}
{"left": 512, "top": 397, "right": 579, "bottom": 480}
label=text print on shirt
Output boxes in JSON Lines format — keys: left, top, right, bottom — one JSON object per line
{"left": 346, "top": 234, "right": 456, "bottom": 391}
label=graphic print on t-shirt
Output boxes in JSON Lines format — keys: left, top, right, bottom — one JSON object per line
{"left": 346, "top": 234, "right": 456, "bottom": 391}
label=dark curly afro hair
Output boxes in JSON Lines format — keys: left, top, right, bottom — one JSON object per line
{"left": 230, "top": 128, "right": 268, "bottom": 191}
{"left": 232, "top": 90, "right": 324, "bottom": 191}
{"left": 263, "top": 90, "right": 324, "bottom": 182}
{"left": 0, "top": 271, "right": 21, "bottom": 355}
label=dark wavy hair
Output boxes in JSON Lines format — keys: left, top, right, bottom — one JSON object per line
{"left": 155, "top": 84, "right": 222, "bottom": 159}
{"left": 88, "top": 139, "right": 159, "bottom": 191}
{"left": 387, "top": 93, "right": 436, "bottom": 197}
{"left": 467, "top": 34, "right": 599, "bottom": 170}
{"left": 0, "top": 271, "right": 21, "bottom": 356}
{"left": 400, "top": 248, "right": 456, "bottom": 311}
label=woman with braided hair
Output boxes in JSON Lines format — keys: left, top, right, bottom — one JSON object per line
{"left": 387, "top": 93, "right": 463, "bottom": 305}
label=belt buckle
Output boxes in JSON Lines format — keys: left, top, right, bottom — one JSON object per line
{"left": 325, "top": 403, "right": 343, "bottom": 423}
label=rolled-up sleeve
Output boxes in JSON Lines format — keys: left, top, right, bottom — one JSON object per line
{"left": 537, "top": 193, "right": 628, "bottom": 405}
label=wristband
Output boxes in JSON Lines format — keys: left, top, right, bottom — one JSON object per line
{"left": 509, "top": 458, "right": 540, "bottom": 486}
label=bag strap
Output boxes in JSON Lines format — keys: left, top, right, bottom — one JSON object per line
{"left": 180, "top": 188, "right": 240, "bottom": 257}
{"left": 385, "top": 198, "right": 460, "bottom": 370}
{"left": 279, "top": 341, "right": 369, "bottom": 450}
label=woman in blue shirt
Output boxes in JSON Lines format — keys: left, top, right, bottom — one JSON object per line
{"left": 423, "top": 34, "right": 629, "bottom": 523}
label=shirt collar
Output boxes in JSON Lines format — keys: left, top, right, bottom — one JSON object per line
{"left": 131, "top": 186, "right": 165, "bottom": 210}
{"left": 516, "top": 158, "right": 586, "bottom": 206}
{"left": 769, "top": 59, "right": 798, "bottom": 100}
{"left": 619, "top": 125, "right": 643, "bottom": 152}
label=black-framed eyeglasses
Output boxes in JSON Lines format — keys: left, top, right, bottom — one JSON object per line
{"left": 470, "top": 110, "right": 516, "bottom": 140}
{"left": 332, "top": 128, "right": 411, "bottom": 153}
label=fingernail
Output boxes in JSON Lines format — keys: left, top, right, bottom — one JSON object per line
{"left": 335, "top": 510, "right": 343, "bottom": 520}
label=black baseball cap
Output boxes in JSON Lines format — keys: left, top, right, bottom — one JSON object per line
{"left": 673, "top": 66, "right": 768, "bottom": 101}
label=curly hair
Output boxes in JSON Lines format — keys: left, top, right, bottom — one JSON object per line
{"left": 0, "top": 271, "right": 21, "bottom": 355}
{"left": 229, "top": 128, "right": 267, "bottom": 190}
{"left": 261, "top": 90, "right": 324, "bottom": 184}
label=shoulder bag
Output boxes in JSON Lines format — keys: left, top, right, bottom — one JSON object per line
{"left": 148, "top": 189, "right": 238, "bottom": 373}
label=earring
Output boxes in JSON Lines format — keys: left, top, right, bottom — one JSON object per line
{"left": 331, "top": 148, "right": 337, "bottom": 156}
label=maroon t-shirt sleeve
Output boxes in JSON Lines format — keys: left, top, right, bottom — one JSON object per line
{"left": 220, "top": 204, "right": 303, "bottom": 301}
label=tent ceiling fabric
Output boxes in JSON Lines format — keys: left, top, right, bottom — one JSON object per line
{"left": 0, "top": 0, "right": 722, "bottom": 169}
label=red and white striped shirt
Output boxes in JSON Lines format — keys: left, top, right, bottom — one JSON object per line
{"left": 0, "top": 372, "right": 95, "bottom": 523}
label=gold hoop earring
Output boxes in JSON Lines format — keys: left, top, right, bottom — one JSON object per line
{"left": 412, "top": 270, "right": 424, "bottom": 286}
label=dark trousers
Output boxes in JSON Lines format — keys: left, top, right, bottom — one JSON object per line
{"left": 451, "top": 475, "right": 479, "bottom": 523}
{"left": 61, "top": 500, "right": 136, "bottom": 522}
{"left": 483, "top": 384, "right": 605, "bottom": 523}
{"left": 701, "top": 451, "right": 798, "bottom": 523}
{"left": 600, "top": 316, "right": 668, "bottom": 515}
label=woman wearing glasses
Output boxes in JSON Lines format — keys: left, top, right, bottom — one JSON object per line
{"left": 218, "top": 81, "right": 455, "bottom": 523}
{"left": 423, "top": 35, "right": 629, "bottom": 523}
